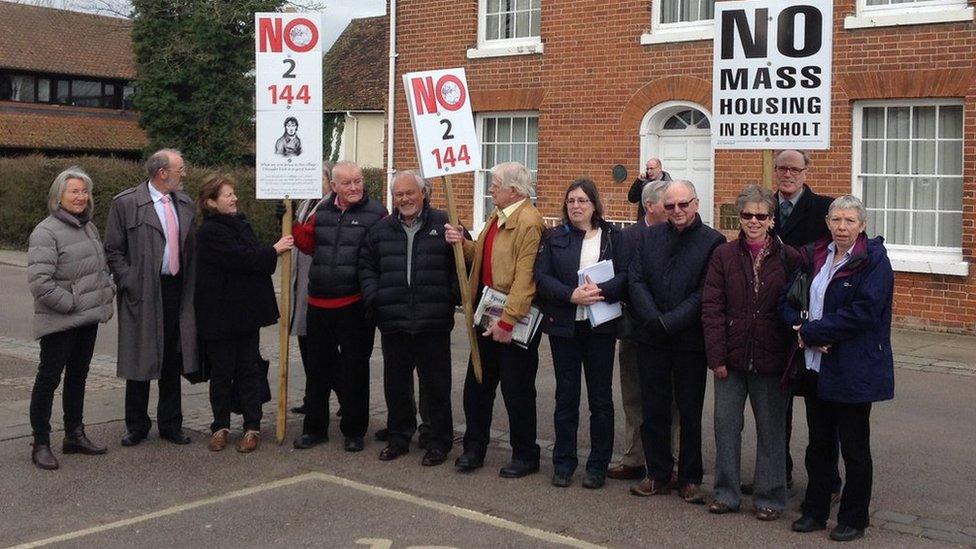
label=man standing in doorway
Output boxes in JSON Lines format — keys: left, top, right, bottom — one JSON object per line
{"left": 628, "top": 157, "right": 672, "bottom": 221}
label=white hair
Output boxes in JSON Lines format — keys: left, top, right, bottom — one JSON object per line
{"left": 393, "top": 170, "right": 431, "bottom": 197}
{"left": 48, "top": 166, "right": 94, "bottom": 216}
{"left": 492, "top": 162, "right": 534, "bottom": 197}
{"left": 828, "top": 195, "right": 867, "bottom": 224}
{"left": 641, "top": 180, "right": 669, "bottom": 207}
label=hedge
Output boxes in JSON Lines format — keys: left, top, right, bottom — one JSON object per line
{"left": 0, "top": 155, "right": 385, "bottom": 250}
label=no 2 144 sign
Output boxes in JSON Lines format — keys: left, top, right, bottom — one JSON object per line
{"left": 403, "top": 68, "right": 482, "bottom": 179}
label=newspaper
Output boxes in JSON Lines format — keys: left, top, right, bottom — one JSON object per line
{"left": 473, "top": 287, "right": 543, "bottom": 349}
{"left": 578, "top": 259, "right": 622, "bottom": 327}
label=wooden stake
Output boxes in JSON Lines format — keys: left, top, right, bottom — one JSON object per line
{"left": 276, "top": 198, "right": 293, "bottom": 444}
{"left": 441, "top": 175, "right": 483, "bottom": 383}
{"left": 762, "top": 149, "right": 774, "bottom": 189}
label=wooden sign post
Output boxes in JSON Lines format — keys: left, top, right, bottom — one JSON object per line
{"left": 441, "top": 175, "right": 482, "bottom": 383}
{"left": 276, "top": 199, "right": 293, "bottom": 444}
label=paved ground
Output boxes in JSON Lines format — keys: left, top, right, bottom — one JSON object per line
{"left": 2, "top": 252, "right": 975, "bottom": 548}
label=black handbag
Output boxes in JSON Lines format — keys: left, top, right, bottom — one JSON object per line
{"left": 786, "top": 270, "right": 811, "bottom": 320}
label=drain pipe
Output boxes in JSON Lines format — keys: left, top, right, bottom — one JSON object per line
{"left": 384, "top": 0, "right": 398, "bottom": 210}
{"left": 345, "top": 110, "right": 360, "bottom": 163}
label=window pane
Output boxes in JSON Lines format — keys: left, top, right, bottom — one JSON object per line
{"left": 501, "top": 11, "right": 514, "bottom": 38}
{"left": 661, "top": 0, "right": 679, "bottom": 23}
{"left": 487, "top": 14, "right": 500, "bottom": 40}
{"left": 527, "top": 117, "right": 538, "bottom": 141}
{"left": 488, "top": 0, "right": 500, "bottom": 14}
{"left": 56, "top": 80, "right": 70, "bottom": 104}
{"left": 122, "top": 84, "right": 135, "bottom": 109}
{"left": 530, "top": 10, "right": 540, "bottom": 36}
{"left": 862, "top": 176, "right": 886, "bottom": 209}
{"left": 866, "top": 209, "right": 884, "bottom": 238}
{"left": 484, "top": 118, "right": 496, "bottom": 142}
{"left": 496, "top": 144, "right": 511, "bottom": 162}
{"left": 531, "top": 0, "right": 540, "bottom": 7}
{"left": 939, "top": 177, "right": 963, "bottom": 211}
{"left": 913, "top": 212, "right": 937, "bottom": 247}
{"left": 527, "top": 143, "right": 538, "bottom": 170}
{"left": 37, "top": 78, "right": 50, "bottom": 102}
{"left": 939, "top": 105, "right": 963, "bottom": 138}
{"left": 885, "top": 141, "right": 909, "bottom": 174}
{"left": 886, "top": 178, "right": 910, "bottom": 210}
{"left": 72, "top": 79, "right": 101, "bottom": 107}
{"left": 511, "top": 117, "right": 527, "bottom": 142}
{"left": 483, "top": 143, "right": 496, "bottom": 165}
{"left": 863, "top": 107, "right": 885, "bottom": 138}
{"left": 886, "top": 107, "right": 910, "bottom": 138}
{"left": 512, "top": 143, "right": 526, "bottom": 164}
{"left": 885, "top": 211, "right": 909, "bottom": 245}
{"left": 861, "top": 141, "right": 884, "bottom": 173}
{"left": 1, "top": 74, "right": 35, "bottom": 101}
{"left": 515, "top": 10, "right": 529, "bottom": 37}
{"left": 912, "top": 106, "right": 936, "bottom": 138}
{"left": 913, "top": 177, "right": 937, "bottom": 210}
{"left": 497, "top": 117, "right": 511, "bottom": 142}
{"left": 912, "top": 141, "right": 936, "bottom": 174}
{"left": 938, "top": 141, "right": 963, "bottom": 175}
{"left": 701, "top": 0, "right": 715, "bottom": 19}
{"left": 103, "top": 83, "right": 116, "bottom": 108}
{"left": 938, "top": 213, "right": 962, "bottom": 247}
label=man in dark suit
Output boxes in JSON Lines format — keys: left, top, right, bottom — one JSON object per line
{"left": 628, "top": 157, "right": 672, "bottom": 221}
{"left": 772, "top": 149, "right": 832, "bottom": 248}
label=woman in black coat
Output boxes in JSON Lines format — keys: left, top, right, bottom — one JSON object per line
{"left": 195, "top": 175, "right": 293, "bottom": 453}
{"left": 534, "top": 178, "right": 626, "bottom": 489}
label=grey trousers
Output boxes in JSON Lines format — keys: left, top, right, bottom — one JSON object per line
{"left": 712, "top": 369, "right": 789, "bottom": 511}
{"left": 618, "top": 339, "right": 679, "bottom": 468}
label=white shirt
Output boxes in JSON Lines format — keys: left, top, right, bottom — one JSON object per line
{"left": 147, "top": 182, "right": 179, "bottom": 275}
{"left": 576, "top": 228, "right": 602, "bottom": 321}
{"left": 804, "top": 241, "right": 852, "bottom": 373}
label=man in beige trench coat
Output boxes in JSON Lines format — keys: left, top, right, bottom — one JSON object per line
{"left": 104, "top": 148, "right": 198, "bottom": 446}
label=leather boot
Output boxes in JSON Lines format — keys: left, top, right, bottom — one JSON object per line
{"left": 32, "top": 443, "right": 59, "bottom": 470}
{"left": 63, "top": 426, "right": 107, "bottom": 455}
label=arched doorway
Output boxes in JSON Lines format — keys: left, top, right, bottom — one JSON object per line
{"left": 640, "top": 102, "right": 714, "bottom": 225}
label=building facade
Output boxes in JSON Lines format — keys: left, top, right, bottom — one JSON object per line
{"left": 0, "top": 3, "right": 147, "bottom": 157}
{"left": 391, "top": 0, "right": 976, "bottom": 333}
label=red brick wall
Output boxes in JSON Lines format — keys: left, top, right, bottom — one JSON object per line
{"left": 392, "top": 0, "right": 976, "bottom": 333}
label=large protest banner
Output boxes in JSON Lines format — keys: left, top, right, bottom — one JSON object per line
{"left": 712, "top": 0, "right": 833, "bottom": 150}
{"left": 255, "top": 13, "right": 323, "bottom": 199}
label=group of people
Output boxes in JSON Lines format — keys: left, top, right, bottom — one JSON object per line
{"left": 27, "top": 147, "right": 894, "bottom": 543}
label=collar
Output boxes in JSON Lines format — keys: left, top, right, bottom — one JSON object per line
{"left": 778, "top": 185, "right": 805, "bottom": 207}
{"left": 147, "top": 181, "right": 167, "bottom": 204}
{"left": 497, "top": 198, "right": 527, "bottom": 227}
{"left": 667, "top": 213, "right": 703, "bottom": 234}
{"left": 398, "top": 206, "right": 426, "bottom": 228}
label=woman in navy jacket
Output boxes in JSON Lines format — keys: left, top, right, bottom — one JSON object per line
{"left": 534, "top": 178, "right": 626, "bottom": 489}
{"left": 195, "top": 175, "right": 293, "bottom": 454}
{"left": 780, "top": 195, "right": 894, "bottom": 542}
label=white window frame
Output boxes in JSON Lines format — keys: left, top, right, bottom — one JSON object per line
{"left": 851, "top": 99, "right": 968, "bottom": 276}
{"left": 473, "top": 111, "right": 539, "bottom": 232}
{"left": 844, "top": 0, "right": 973, "bottom": 29}
{"left": 467, "top": 0, "right": 544, "bottom": 59}
{"left": 640, "top": 0, "right": 715, "bottom": 45}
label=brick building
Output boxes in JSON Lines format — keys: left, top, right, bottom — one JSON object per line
{"left": 0, "top": 2, "right": 147, "bottom": 157}
{"left": 389, "top": 0, "right": 976, "bottom": 333}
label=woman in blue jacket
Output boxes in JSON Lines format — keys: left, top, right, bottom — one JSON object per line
{"left": 534, "top": 178, "right": 626, "bottom": 489}
{"left": 780, "top": 195, "right": 894, "bottom": 543}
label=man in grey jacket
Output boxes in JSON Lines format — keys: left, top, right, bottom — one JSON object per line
{"left": 103, "top": 149, "right": 198, "bottom": 446}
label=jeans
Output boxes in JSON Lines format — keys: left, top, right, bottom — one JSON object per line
{"left": 712, "top": 370, "right": 789, "bottom": 511}
{"left": 549, "top": 322, "right": 615, "bottom": 476}
{"left": 30, "top": 324, "right": 98, "bottom": 445}
{"left": 206, "top": 331, "right": 264, "bottom": 432}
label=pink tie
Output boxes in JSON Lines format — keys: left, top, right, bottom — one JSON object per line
{"left": 161, "top": 195, "right": 180, "bottom": 275}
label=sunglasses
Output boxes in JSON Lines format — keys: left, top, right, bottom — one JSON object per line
{"left": 663, "top": 199, "right": 696, "bottom": 211}
{"left": 740, "top": 212, "right": 771, "bottom": 221}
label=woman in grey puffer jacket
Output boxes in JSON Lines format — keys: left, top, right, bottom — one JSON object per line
{"left": 27, "top": 167, "right": 115, "bottom": 470}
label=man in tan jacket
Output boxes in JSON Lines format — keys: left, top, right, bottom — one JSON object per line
{"left": 445, "top": 161, "right": 544, "bottom": 478}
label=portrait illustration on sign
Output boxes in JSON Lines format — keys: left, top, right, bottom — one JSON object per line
{"left": 274, "top": 116, "right": 302, "bottom": 157}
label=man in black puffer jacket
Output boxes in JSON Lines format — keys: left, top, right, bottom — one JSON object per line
{"left": 359, "top": 171, "right": 459, "bottom": 466}
{"left": 292, "top": 161, "right": 387, "bottom": 452}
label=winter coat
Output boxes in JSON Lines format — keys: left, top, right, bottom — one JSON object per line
{"left": 701, "top": 234, "right": 799, "bottom": 375}
{"left": 194, "top": 213, "right": 279, "bottom": 341}
{"left": 103, "top": 182, "right": 198, "bottom": 381}
{"left": 627, "top": 171, "right": 673, "bottom": 221}
{"left": 294, "top": 196, "right": 386, "bottom": 300}
{"left": 779, "top": 234, "right": 895, "bottom": 403}
{"left": 534, "top": 221, "right": 627, "bottom": 337}
{"left": 773, "top": 184, "right": 833, "bottom": 248}
{"left": 28, "top": 208, "right": 115, "bottom": 339}
{"left": 359, "top": 207, "right": 459, "bottom": 334}
{"left": 628, "top": 214, "right": 726, "bottom": 351}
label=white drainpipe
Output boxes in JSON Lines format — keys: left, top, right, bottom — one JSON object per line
{"left": 385, "top": 0, "right": 397, "bottom": 210}
{"left": 345, "top": 110, "right": 360, "bottom": 163}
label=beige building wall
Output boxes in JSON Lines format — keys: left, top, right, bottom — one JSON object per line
{"left": 337, "top": 112, "right": 385, "bottom": 169}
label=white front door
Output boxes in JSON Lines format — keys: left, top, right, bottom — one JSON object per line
{"left": 642, "top": 105, "right": 714, "bottom": 225}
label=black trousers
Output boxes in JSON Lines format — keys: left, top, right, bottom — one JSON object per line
{"left": 30, "top": 323, "right": 99, "bottom": 445}
{"left": 303, "top": 301, "right": 375, "bottom": 439}
{"left": 802, "top": 393, "right": 874, "bottom": 529}
{"left": 299, "top": 335, "right": 340, "bottom": 409}
{"left": 125, "top": 275, "right": 183, "bottom": 435}
{"left": 462, "top": 332, "right": 541, "bottom": 463}
{"left": 637, "top": 344, "right": 707, "bottom": 485}
{"left": 787, "top": 396, "right": 841, "bottom": 488}
{"left": 381, "top": 331, "right": 452, "bottom": 451}
{"left": 206, "top": 331, "right": 263, "bottom": 432}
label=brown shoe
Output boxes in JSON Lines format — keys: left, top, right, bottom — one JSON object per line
{"left": 630, "top": 477, "right": 672, "bottom": 497}
{"left": 607, "top": 463, "right": 645, "bottom": 480}
{"left": 208, "top": 429, "right": 230, "bottom": 452}
{"left": 236, "top": 430, "right": 260, "bottom": 453}
{"left": 31, "top": 443, "right": 59, "bottom": 470}
{"left": 63, "top": 426, "right": 107, "bottom": 455}
{"left": 678, "top": 483, "right": 706, "bottom": 504}
{"left": 754, "top": 506, "right": 782, "bottom": 521}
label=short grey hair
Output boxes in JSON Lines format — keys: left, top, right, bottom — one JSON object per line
{"left": 668, "top": 179, "right": 698, "bottom": 199}
{"left": 145, "top": 148, "right": 181, "bottom": 180}
{"left": 393, "top": 170, "right": 431, "bottom": 197}
{"left": 492, "top": 161, "right": 534, "bottom": 197}
{"left": 641, "top": 179, "right": 669, "bottom": 207}
{"left": 777, "top": 149, "right": 811, "bottom": 167}
{"left": 827, "top": 195, "right": 867, "bottom": 224}
{"left": 48, "top": 166, "right": 93, "bottom": 216}
{"left": 331, "top": 160, "right": 361, "bottom": 182}
{"left": 735, "top": 184, "right": 776, "bottom": 215}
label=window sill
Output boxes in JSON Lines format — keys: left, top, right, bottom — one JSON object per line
{"left": 466, "top": 41, "right": 544, "bottom": 59}
{"left": 640, "top": 26, "right": 713, "bottom": 45}
{"left": 844, "top": 6, "right": 973, "bottom": 29}
{"left": 888, "top": 253, "right": 969, "bottom": 276}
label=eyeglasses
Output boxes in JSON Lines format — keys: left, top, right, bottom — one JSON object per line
{"left": 663, "top": 198, "right": 697, "bottom": 211}
{"left": 164, "top": 166, "right": 187, "bottom": 175}
{"left": 740, "top": 212, "right": 771, "bottom": 221}
{"left": 565, "top": 198, "right": 591, "bottom": 205}
{"left": 774, "top": 166, "right": 806, "bottom": 175}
